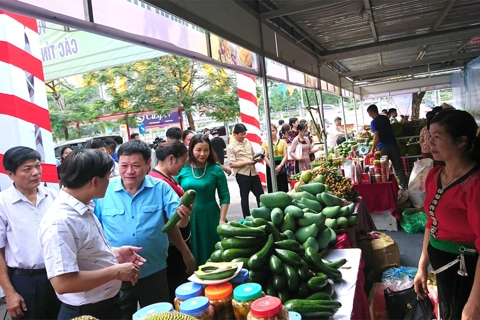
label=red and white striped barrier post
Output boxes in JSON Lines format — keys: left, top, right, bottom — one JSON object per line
{"left": 236, "top": 72, "right": 266, "bottom": 187}
{"left": 0, "top": 11, "right": 57, "bottom": 189}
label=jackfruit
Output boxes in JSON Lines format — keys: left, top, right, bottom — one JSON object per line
{"left": 407, "top": 144, "right": 421, "bottom": 156}
{"left": 391, "top": 123, "right": 404, "bottom": 137}
{"left": 398, "top": 142, "right": 407, "bottom": 156}
{"left": 144, "top": 312, "right": 196, "bottom": 320}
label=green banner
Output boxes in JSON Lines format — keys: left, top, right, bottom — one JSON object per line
{"left": 38, "top": 21, "right": 168, "bottom": 80}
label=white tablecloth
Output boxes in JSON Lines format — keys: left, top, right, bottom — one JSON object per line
{"left": 323, "top": 248, "right": 362, "bottom": 320}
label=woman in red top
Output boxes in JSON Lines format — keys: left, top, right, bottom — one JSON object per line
{"left": 149, "top": 140, "right": 189, "bottom": 303}
{"left": 414, "top": 110, "right": 480, "bottom": 320}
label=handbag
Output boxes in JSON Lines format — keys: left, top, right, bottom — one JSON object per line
{"left": 384, "top": 286, "right": 417, "bottom": 320}
{"left": 405, "top": 295, "right": 434, "bottom": 320}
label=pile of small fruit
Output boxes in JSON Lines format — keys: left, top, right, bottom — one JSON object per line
{"left": 306, "top": 165, "right": 359, "bottom": 201}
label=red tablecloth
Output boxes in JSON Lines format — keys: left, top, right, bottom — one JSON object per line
{"left": 353, "top": 175, "right": 400, "bottom": 219}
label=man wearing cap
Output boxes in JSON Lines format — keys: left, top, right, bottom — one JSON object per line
{"left": 0, "top": 146, "right": 61, "bottom": 319}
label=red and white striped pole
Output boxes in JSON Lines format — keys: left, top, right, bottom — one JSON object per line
{"left": 0, "top": 11, "right": 57, "bottom": 189}
{"left": 236, "top": 72, "right": 266, "bottom": 187}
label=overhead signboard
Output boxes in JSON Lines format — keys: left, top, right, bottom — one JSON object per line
{"left": 39, "top": 21, "right": 168, "bottom": 80}
{"left": 210, "top": 34, "right": 257, "bottom": 71}
{"left": 305, "top": 74, "right": 318, "bottom": 89}
{"left": 16, "top": 0, "right": 86, "bottom": 20}
{"left": 288, "top": 67, "right": 305, "bottom": 86}
{"left": 91, "top": 0, "right": 208, "bottom": 56}
{"left": 265, "top": 58, "right": 287, "bottom": 81}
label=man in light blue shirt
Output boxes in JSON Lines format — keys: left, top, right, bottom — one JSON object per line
{"left": 94, "top": 140, "right": 194, "bottom": 319}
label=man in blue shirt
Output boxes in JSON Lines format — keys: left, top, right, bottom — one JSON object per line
{"left": 94, "top": 140, "right": 195, "bottom": 319}
{"left": 367, "top": 104, "right": 408, "bottom": 191}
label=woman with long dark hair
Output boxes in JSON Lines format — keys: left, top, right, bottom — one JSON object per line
{"left": 177, "top": 134, "right": 230, "bottom": 265}
{"left": 149, "top": 140, "right": 189, "bottom": 303}
{"left": 262, "top": 124, "right": 289, "bottom": 192}
{"left": 414, "top": 110, "right": 480, "bottom": 319}
{"left": 289, "top": 123, "right": 320, "bottom": 172}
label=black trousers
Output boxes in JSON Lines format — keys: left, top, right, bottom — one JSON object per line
{"left": 428, "top": 244, "right": 478, "bottom": 320}
{"left": 166, "top": 240, "right": 191, "bottom": 304}
{"left": 57, "top": 296, "right": 121, "bottom": 320}
{"left": 8, "top": 270, "right": 60, "bottom": 320}
{"left": 380, "top": 144, "right": 408, "bottom": 190}
{"left": 266, "top": 160, "right": 289, "bottom": 193}
{"left": 119, "top": 268, "right": 169, "bottom": 319}
{"left": 235, "top": 173, "right": 264, "bottom": 218}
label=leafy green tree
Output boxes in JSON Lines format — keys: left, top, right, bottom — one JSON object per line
{"left": 84, "top": 55, "right": 239, "bottom": 131}
{"left": 46, "top": 80, "right": 101, "bottom": 140}
{"left": 321, "top": 92, "right": 340, "bottom": 105}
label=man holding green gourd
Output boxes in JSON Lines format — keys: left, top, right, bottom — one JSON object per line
{"left": 93, "top": 140, "right": 195, "bottom": 319}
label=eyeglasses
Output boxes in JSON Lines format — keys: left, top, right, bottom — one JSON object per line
{"left": 301, "top": 141, "right": 307, "bottom": 145}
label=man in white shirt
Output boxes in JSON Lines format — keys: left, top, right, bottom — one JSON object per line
{"left": 39, "top": 149, "right": 146, "bottom": 319}
{"left": 0, "top": 146, "right": 61, "bottom": 319}
{"left": 327, "top": 116, "right": 346, "bottom": 148}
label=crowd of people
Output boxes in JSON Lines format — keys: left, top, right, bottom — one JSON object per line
{"left": 0, "top": 105, "right": 479, "bottom": 319}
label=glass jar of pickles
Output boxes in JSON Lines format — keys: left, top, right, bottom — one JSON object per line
{"left": 232, "top": 283, "right": 264, "bottom": 320}
{"left": 247, "top": 297, "right": 290, "bottom": 320}
{"left": 174, "top": 282, "right": 204, "bottom": 311}
{"left": 179, "top": 296, "right": 215, "bottom": 320}
{"left": 205, "top": 282, "right": 235, "bottom": 320}
{"left": 229, "top": 269, "right": 251, "bottom": 289}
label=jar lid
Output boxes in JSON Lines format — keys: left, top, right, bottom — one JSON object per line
{"left": 175, "top": 282, "right": 203, "bottom": 300}
{"left": 179, "top": 296, "right": 210, "bottom": 315}
{"left": 230, "top": 269, "right": 249, "bottom": 284}
{"left": 233, "top": 283, "right": 262, "bottom": 301}
{"left": 250, "top": 296, "right": 282, "bottom": 317}
{"left": 133, "top": 302, "right": 173, "bottom": 319}
{"left": 205, "top": 282, "right": 233, "bottom": 300}
{"left": 289, "top": 311, "right": 302, "bottom": 320}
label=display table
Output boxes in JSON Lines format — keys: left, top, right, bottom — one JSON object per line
{"left": 353, "top": 175, "right": 400, "bottom": 220}
{"left": 323, "top": 248, "right": 370, "bottom": 320}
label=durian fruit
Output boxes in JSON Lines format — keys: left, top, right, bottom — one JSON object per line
{"left": 144, "top": 311, "right": 197, "bottom": 320}
{"left": 71, "top": 316, "right": 99, "bottom": 320}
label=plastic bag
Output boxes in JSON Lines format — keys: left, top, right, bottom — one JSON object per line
{"left": 408, "top": 158, "right": 433, "bottom": 208}
{"left": 382, "top": 266, "right": 418, "bottom": 291}
{"left": 400, "top": 209, "right": 427, "bottom": 234}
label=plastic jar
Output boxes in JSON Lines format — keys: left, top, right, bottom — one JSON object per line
{"left": 230, "top": 269, "right": 251, "bottom": 288}
{"left": 381, "top": 174, "right": 387, "bottom": 182}
{"left": 133, "top": 302, "right": 174, "bottom": 320}
{"left": 205, "top": 282, "right": 235, "bottom": 320}
{"left": 370, "top": 174, "right": 376, "bottom": 183}
{"left": 375, "top": 174, "right": 382, "bottom": 183}
{"left": 288, "top": 311, "right": 302, "bottom": 320}
{"left": 180, "top": 296, "right": 215, "bottom": 320}
{"left": 368, "top": 166, "right": 375, "bottom": 174}
{"left": 380, "top": 158, "right": 387, "bottom": 168}
{"left": 247, "top": 296, "right": 289, "bottom": 320}
{"left": 174, "top": 282, "right": 204, "bottom": 311}
{"left": 232, "top": 283, "right": 264, "bottom": 320}
{"left": 374, "top": 151, "right": 381, "bottom": 160}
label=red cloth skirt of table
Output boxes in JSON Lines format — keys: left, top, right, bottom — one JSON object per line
{"left": 353, "top": 175, "right": 400, "bottom": 220}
